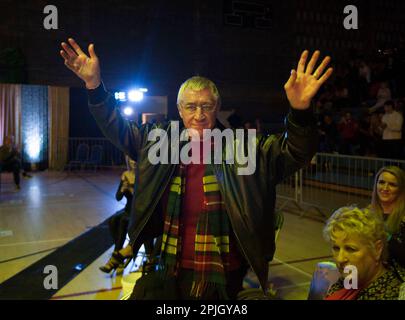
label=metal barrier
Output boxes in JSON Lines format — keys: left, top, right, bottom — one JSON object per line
{"left": 276, "top": 153, "right": 405, "bottom": 220}
{"left": 57, "top": 137, "right": 126, "bottom": 170}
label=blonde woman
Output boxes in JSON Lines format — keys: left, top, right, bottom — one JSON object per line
{"left": 371, "top": 166, "right": 405, "bottom": 269}
{"left": 323, "top": 207, "right": 404, "bottom": 300}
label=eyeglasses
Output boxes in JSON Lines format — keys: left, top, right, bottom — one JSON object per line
{"left": 180, "top": 103, "right": 216, "bottom": 113}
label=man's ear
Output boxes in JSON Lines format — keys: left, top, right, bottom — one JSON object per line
{"left": 177, "top": 104, "right": 183, "bottom": 119}
{"left": 374, "top": 240, "right": 384, "bottom": 261}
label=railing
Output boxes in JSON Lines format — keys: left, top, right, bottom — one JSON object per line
{"left": 55, "top": 142, "right": 405, "bottom": 217}
{"left": 56, "top": 137, "right": 126, "bottom": 170}
{"left": 276, "top": 153, "right": 405, "bottom": 220}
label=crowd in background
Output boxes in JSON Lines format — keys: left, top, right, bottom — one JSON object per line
{"left": 313, "top": 48, "right": 405, "bottom": 159}
{"left": 233, "top": 48, "right": 405, "bottom": 160}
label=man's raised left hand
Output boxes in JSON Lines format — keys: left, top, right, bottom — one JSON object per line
{"left": 284, "top": 50, "right": 333, "bottom": 110}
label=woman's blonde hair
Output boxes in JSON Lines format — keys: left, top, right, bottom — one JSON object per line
{"left": 371, "top": 166, "right": 405, "bottom": 234}
{"left": 177, "top": 76, "right": 221, "bottom": 108}
{"left": 323, "top": 206, "right": 387, "bottom": 252}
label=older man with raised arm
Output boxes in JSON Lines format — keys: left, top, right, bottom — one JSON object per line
{"left": 60, "top": 38, "right": 333, "bottom": 300}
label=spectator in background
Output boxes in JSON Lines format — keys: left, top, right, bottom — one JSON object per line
{"left": 100, "top": 157, "right": 155, "bottom": 274}
{"left": 359, "top": 60, "right": 371, "bottom": 84}
{"left": 338, "top": 111, "right": 358, "bottom": 155}
{"left": 323, "top": 207, "right": 404, "bottom": 300}
{"left": 318, "top": 84, "right": 335, "bottom": 106}
{"left": 369, "top": 82, "right": 392, "bottom": 113}
{"left": 334, "top": 80, "right": 350, "bottom": 111}
{"left": 358, "top": 111, "right": 372, "bottom": 156}
{"left": 243, "top": 120, "right": 254, "bottom": 130}
{"left": 369, "top": 112, "right": 384, "bottom": 157}
{"left": 370, "top": 166, "right": 405, "bottom": 270}
{"left": 318, "top": 114, "right": 339, "bottom": 153}
{"left": 381, "top": 100, "right": 403, "bottom": 159}
{"left": 0, "top": 136, "right": 32, "bottom": 190}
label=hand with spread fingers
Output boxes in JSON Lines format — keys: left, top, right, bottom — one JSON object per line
{"left": 60, "top": 38, "right": 101, "bottom": 89}
{"left": 284, "top": 50, "right": 333, "bottom": 110}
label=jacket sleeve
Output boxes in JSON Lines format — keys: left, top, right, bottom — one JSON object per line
{"left": 260, "top": 108, "right": 318, "bottom": 185}
{"left": 87, "top": 83, "right": 147, "bottom": 161}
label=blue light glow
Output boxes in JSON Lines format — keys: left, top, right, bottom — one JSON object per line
{"left": 21, "top": 85, "right": 48, "bottom": 165}
{"left": 26, "top": 132, "right": 41, "bottom": 161}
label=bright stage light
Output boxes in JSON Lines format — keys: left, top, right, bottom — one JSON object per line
{"left": 139, "top": 88, "right": 148, "bottom": 93}
{"left": 123, "top": 106, "right": 134, "bottom": 116}
{"left": 26, "top": 132, "right": 41, "bottom": 161}
{"left": 128, "top": 90, "right": 144, "bottom": 102}
{"left": 114, "top": 92, "right": 126, "bottom": 101}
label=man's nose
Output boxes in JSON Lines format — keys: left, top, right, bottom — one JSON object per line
{"left": 193, "top": 108, "right": 204, "bottom": 120}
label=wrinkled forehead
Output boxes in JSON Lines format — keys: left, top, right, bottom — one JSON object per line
{"left": 179, "top": 88, "right": 217, "bottom": 104}
{"left": 331, "top": 229, "right": 365, "bottom": 246}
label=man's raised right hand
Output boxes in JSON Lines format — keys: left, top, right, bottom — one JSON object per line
{"left": 60, "top": 38, "right": 101, "bottom": 89}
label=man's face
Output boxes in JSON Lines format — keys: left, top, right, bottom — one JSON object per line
{"left": 178, "top": 88, "right": 218, "bottom": 138}
{"left": 331, "top": 231, "right": 382, "bottom": 287}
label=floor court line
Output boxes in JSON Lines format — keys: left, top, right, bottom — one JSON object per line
{"left": 0, "top": 247, "right": 59, "bottom": 264}
{"left": 276, "top": 281, "right": 311, "bottom": 290}
{"left": 51, "top": 286, "right": 123, "bottom": 299}
{"left": 0, "top": 238, "right": 72, "bottom": 247}
{"left": 272, "top": 257, "right": 313, "bottom": 278}
{"left": 270, "top": 255, "right": 332, "bottom": 267}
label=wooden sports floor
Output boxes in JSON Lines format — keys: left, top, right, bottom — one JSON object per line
{"left": 0, "top": 170, "right": 370, "bottom": 300}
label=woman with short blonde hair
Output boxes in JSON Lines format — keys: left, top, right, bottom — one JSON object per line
{"left": 323, "top": 206, "right": 404, "bottom": 300}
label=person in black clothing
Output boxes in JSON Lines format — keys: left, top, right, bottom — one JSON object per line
{"left": 318, "top": 114, "right": 338, "bottom": 153}
{"left": 100, "top": 157, "right": 154, "bottom": 274}
{"left": 357, "top": 111, "right": 372, "bottom": 156}
{"left": 60, "top": 38, "right": 332, "bottom": 299}
{"left": 0, "top": 136, "right": 31, "bottom": 190}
